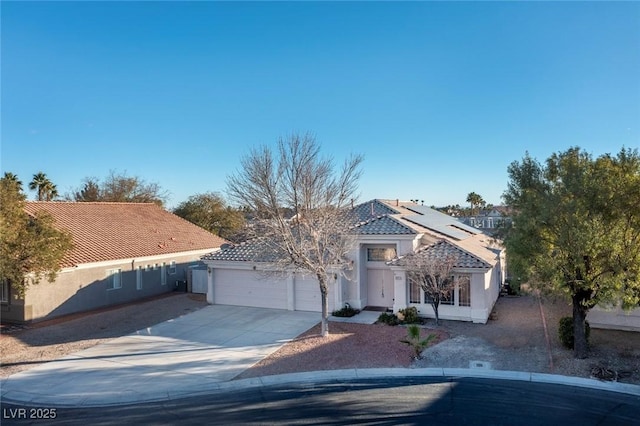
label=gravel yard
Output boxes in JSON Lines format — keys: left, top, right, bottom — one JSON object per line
{"left": 2, "top": 292, "right": 639, "bottom": 385}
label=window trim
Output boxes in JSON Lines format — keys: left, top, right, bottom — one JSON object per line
{"left": 136, "top": 266, "right": 143, "bottom": 290}
{"left": 367, "top": 247, "right": 397, "bottom": 262}
{"left": 1, "top": 279, "right": 9, "bottom": 304}
{"left": 107, "top": 269, "right": 122, "bottom": 290}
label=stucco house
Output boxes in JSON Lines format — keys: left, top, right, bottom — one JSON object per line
{"left": 587, "top": 306, "right": 640, "bottom": 332}
{"left": 1, "top": 202, "right": 226, "bottom": 323}
{"left": 202, "top": 199, "right": 506, "bottom": 323}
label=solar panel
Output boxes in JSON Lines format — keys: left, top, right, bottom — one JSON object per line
{"left": 401, "top": 205, "right": 482, "bottom": 240}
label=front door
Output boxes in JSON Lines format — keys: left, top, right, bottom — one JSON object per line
{"left": 366, "top": 269, "right": 394, "bottom": 308}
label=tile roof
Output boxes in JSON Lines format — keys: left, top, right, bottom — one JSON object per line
{"left": 347, "top": 200, "right": 400, "bottom": 223}
{"left": 388, "top": 240, "right": 492, "bottom": 269}
{"left": 352, "top": 215, "right": 417, "bottom": 235}
{"left": 24, "top": 202, "right": 227, "bottom": 268}
{"left": 201, "top": 238, "right": 280, "bottom": 262}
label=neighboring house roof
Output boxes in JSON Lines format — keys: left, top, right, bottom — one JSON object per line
{"left": 388, "top": 239, "right": 492, "bottom": 269}
{"left": 24, "top": 202, "right": 227, "bottom": 268}
{"left": 353, "top": 215, "right": 417, "bottom": 235}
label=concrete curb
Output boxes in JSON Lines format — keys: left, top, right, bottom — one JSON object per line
{"left": 3, "top": 368, "right": 639, "bottom": 408}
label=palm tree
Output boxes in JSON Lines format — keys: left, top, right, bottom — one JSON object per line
{"left": 29, "top": 172, "right": 58, "bottom": 201}
{"left": 466, "top": 192, "right": 485, "bottom": 216}
{"left": 3, "top": 172, "right": 23, "bottom": 192}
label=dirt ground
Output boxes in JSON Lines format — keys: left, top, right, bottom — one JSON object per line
{"left": 2, "top": 293, "right": 639, "bottom": 385}
{"left": 415, "top": 295, "right": 640, "bottom": 384}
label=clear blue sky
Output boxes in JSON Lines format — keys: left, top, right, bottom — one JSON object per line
{"left": 2, "top": 1, "right": 639, "bottom": 209}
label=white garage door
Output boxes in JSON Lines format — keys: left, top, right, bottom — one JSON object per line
{"left": 294, "top": 275, "right": 335, "bottom": 313}
{"left": 214, "top": 269, "right": 288, "bottom": 310}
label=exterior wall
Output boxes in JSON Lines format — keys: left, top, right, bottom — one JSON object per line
{"left": 398, "top": 267, "right": 498, "bottom": 324}
{"left": 587, "top": 306, "right": 640, "bottom": 332}
{"left": 1, "top": 251, "right": 211, "bottom": 323}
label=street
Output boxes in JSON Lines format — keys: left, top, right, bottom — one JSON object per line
{"left": 2, "top": 377, "right": 638, "bottom": 425}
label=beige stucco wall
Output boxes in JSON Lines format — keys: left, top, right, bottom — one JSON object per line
{"left": 2, "top": 250, "right": 213, "bottom": 323}
{"left": 587, "top": 305, "right": 640, "bottom": 332}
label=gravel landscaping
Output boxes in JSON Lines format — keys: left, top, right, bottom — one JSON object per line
{"left": 2, "top": 292, "right": 639, "bottom": 385}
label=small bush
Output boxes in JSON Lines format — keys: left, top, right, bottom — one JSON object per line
{"left": 332, "top": 306, "right": 360, "bottom": 317}
{"left": 559, "top": 316, "right": 591, "bottom": 349}
{"left": 401, "top": 325, "right": 437, "bottom": 359}
{"left": 398, "top": 307, "right": 421, "bottom": 324}
{"left": 378, "top": 312, "right": 400, "bottom": 326}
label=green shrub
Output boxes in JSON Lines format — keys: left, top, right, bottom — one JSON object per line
{"left": 400, "top": 325, "right": 437, "bottom": 359}
{"left": 332, "top": 306, "right": 360, "bottom": 317}
{"left": 559, "top": 316, "right": 591, "bottom": 349}
{"left": 378, "top": 312, "right": 400, "bottom": 326}
{"left": 398, "top": 306, "right": 421, "bottom": 324}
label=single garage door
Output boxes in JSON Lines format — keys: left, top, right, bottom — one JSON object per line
{"left": 214, "top": 269, "right": 288, "bottom": 310}
{"left": 294, "top": 275, "right": 335, "bottom": 313}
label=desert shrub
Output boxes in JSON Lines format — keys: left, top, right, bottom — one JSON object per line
{"left": 401, "top": 325, "right": 437, "bottom": 359}
{"left": 332, "top": 306, "right": 360, "bottom": 317}
{"left": 398, "top": 307, "right": 421, "bottom": 324}
{"left": 559, "top": 316, "right": 591, "bottom": 349}
{"left": 378, "top": 312, "right": 400, "bottom": 326}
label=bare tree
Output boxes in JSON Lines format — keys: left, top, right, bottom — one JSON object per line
{"left": 227, "top": 133, "right": 363, "bottom": 336}
{"left": 401, "top": 243, "right": 459, "bottom": 325}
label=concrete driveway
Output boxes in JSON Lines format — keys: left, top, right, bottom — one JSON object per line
{"left": 0, "top": 306, "right": 320, "bottom": 407}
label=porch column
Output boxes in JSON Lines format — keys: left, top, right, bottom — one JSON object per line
{"left": 392, "top": 270, "right": 407, "bottom": 313}
{"left": 286, "top": 272, "right": 295, "bottom": 311}
{"left": 206, "top": 266, "right": 214, "bottom": 305}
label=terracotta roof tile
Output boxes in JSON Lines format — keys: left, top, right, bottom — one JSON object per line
{"left": 24, "top": 202, "right": 227, "bottom": 268}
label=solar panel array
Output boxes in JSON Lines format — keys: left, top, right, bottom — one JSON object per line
{"left": 402, "top": 204, "right": 482, "bottom": 240}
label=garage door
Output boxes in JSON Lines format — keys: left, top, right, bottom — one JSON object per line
{"left": 213, "top": 269, "right": 288, "bottom": 310}
{"left": 294, "top": 275, "right": 335, "bottom": 313}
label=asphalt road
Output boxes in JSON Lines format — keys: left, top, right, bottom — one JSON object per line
{"left": 2, "top": 377, "right": 639, "bottom": 425}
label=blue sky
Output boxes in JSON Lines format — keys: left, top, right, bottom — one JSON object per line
{"left": 2, "top": 1, "right": 639, "bottom": 209}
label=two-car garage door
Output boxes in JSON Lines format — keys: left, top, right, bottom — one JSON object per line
{"left": 212, "top": 269, "right": 334, "bottom": 313}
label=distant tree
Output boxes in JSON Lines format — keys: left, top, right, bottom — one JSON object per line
{"left": 0, "top": 175, "right": 73, "bottom": 297}
{"left": 173, "top": 192, "right": 245, "bottom": 240}
{"left": 503, "top": 147, "right": 640, "bottom": 359}
{"left": 73, "top": 178, "right": 101, "bottom": 202}
{"left": 69, "top": 171, "right": 169, "bottom": 206}
{"left": 399, "top": 246, "right": 458, "bottom": 326}
{"left": 227, "top": 133, "right": 363, "bottom": 336}
{"left": 29, "top": 172, "right": 58, "bottom": 201}
{"left": 466, "top": 192, "right": 485, "bottom": 216}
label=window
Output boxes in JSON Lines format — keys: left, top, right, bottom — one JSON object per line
{"left": 440, "top": 288, "right": 454, "bottom": 305}
{"left": 409, "top": 278, "right": 421, "bottom": 304}
{"left": 169, "top": 261, "right": 177, "bottom": 275}
{"left": 136, "top": 267, "right": 143, "bottom": 290}
{"left": 458, "top": 275, "right": 471, "bottom": 307}
{"left": 161, "top": 263, "right": 167, "bottom": 285}
{"left": 367, "top": 247, "right": 397, "bottom": 262}
{"left": 1, "top": 279, "right": 9, "bottom": 303}
{"left": 107, "top": 269, "right": 122, "bottom": 290}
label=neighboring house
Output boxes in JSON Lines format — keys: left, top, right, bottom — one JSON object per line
{"left": 587, "top": 305, "right": 640, "bottom": 332}
{"left": 458, "top": 206, "right": 512, "bottom": 234}
{"left": 1, "top": 202, "right": 226, "bottom": 323}
{"left": 202, "top": 199, "right": 506, "bottom": 324}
